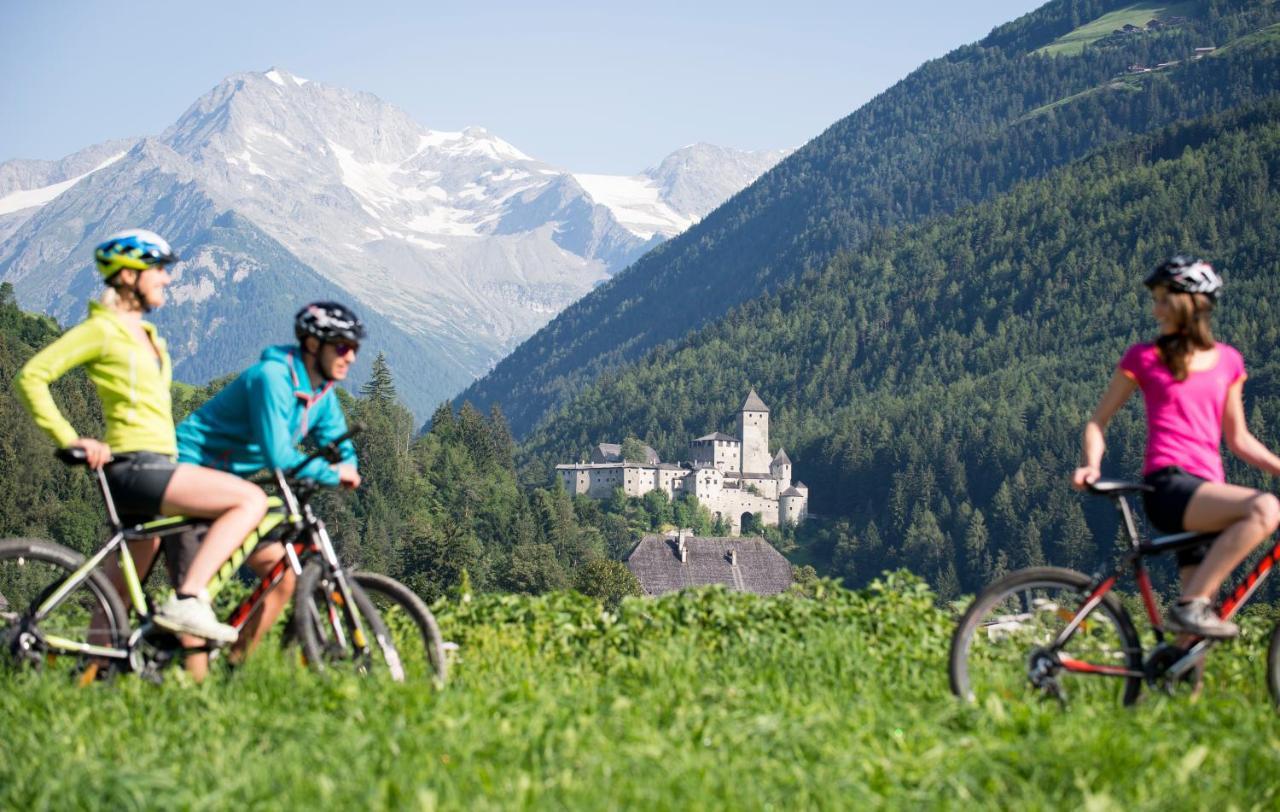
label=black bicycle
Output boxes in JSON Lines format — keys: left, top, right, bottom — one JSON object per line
{"left": 950, "top": 479, "right": 1280, "bottom": 707}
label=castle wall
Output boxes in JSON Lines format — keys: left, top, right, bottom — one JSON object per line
{"left": 689, "top": 441, "right": 714, "bottom": 467}
{"left": 716, "top": 440, "right": 741, "bottom": 474}
{"left": 622, "top": 464, "right": 658, "bottom": 497}
{"left": 690, "top": 467, "right": 724, "bottom": 502}
{"left": 727, "top": 476, "right": 779, "bottom": 500}
{"left": 706, "top": 491, "right": 779, "bottom": 534}
{"left": 780, "top": 495, "right": 807, "bottom": 525}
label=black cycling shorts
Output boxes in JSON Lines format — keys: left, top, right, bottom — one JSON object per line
{"left": 1142, "top": 465, "right": 1211, "bottom": 567}
{"left": 103, "top": 452, "right": 178, "bottom": 527}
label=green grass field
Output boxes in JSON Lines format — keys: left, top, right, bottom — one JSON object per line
{"left": 1036, "top": 2, "right": 1200, "bottom": 56}
{"left": 2, "top": 574, "right": 1279, "bottom": 810}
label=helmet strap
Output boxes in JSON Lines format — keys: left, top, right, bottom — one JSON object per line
{"left": 129, "top": 277, "right": 153, "bottom": 313}
{"left": 107, "top": 272, "right": 151, "bottom": 313}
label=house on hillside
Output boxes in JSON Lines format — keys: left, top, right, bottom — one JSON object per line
{"left": 625, "top": 530, "right": 793, "bottom": 596}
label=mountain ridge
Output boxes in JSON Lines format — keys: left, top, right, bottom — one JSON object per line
{"left": 0, "top": 67, "right": 786, "bottom": 418}
{"left": 455, "top": 0, "right": 1280, "bottom": 436}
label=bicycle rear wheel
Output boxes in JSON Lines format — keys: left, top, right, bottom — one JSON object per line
{"left": 0, "top": 538, "right": 130, "bottom": 680}
{"left": 950, "top": 566, "right": 1143, "bottom": 707}
{"left": 352, "top": 571, "right": 447, "bottom": 685}
{"left": 295, "top": 560, "right": 405, "bottom": 682}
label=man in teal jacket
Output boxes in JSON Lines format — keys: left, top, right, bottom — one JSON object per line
{"left": 175, "top": 301, "right": 364, "bottom": 668}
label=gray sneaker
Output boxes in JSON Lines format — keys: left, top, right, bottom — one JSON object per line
{"left": 1167, "top": 598, "right": 1238, "bottom": 639}
{"left": 153, "top": 593, "right": 238, "bottom": 644}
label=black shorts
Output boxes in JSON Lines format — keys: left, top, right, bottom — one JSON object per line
{"left": 1142, "top": 466, "right": 1211, "bottom": 567}
{"left": 103, "top": 452, "right": 179, "bottom": 526}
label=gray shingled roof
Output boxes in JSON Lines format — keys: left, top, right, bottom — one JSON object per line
{"left": 771, "top": 448, "right": 791, "bottom": 465}
{"left": 780, "top": 486, "right": 804, "bottom": 497}
{"left": 625, "top": 535, "right": 793, "bottom": 596}
{"left": 741, "top": 389, "right": 770, "bottom": 413}
{"left": 694, "top": 432, "right": 739, "bottom": 443}
{"left": 592, "top": 442, "right": 660, "bottom": 465}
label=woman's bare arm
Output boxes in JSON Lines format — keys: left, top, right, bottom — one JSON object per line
{"left": 1071, "top": 369, "right": 1138, "bottom": 490}
{"left": 1223, "top": 379, "right": 1280, "bottom": 476}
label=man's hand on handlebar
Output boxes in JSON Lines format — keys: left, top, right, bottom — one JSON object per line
{"left": 336, "top": 464, "right": 361, "bottom": 490}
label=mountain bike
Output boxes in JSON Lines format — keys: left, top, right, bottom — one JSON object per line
{"left": 0, "top": 432, "right": 417, "bottom": 683}
{"left": 949, "top": 478, "right": 1280, "bottom": 707}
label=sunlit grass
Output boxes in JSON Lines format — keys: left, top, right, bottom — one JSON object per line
{"left": 1, "top": 575, "right": 1277, "bottom": 809}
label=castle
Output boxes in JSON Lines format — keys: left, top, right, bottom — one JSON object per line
{"left": 556, "top": 390, "right": 809, "bottom": 534}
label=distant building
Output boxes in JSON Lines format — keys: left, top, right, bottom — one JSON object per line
{"left": 556, "top": 390, "right": 810, "bottom": 533}
{"left": 625, "top": 530, "right": 793, "bottom": 596}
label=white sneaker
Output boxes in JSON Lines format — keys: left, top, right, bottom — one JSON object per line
{"left": 1167, "top": 597, "right": 1239, "bottom": 639}
{"left": 153, "top": 593, "right": 238, "bottom": 644}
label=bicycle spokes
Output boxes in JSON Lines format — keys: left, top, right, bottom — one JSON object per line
{"left": 958, "top": 577, "right": 1139, "bottom": 705}
{"left": 0, "top": 554, "right": 119, "bottom": 673}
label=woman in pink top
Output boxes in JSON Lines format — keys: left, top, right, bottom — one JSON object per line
{"left": 1072, "top": 256, "right": 1280, "bottom": 639}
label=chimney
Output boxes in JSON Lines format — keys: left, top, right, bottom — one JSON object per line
{"left": 679, "top": 538, "right": 687, "bottom": 564}
{"left": 728, "top": 549, "right": 737, "bottom": 566}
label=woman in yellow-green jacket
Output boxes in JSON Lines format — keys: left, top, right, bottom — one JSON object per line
{"left": 15, "top": 229, "right": 267, "bottom": 646}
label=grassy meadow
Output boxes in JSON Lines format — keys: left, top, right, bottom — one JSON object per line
{"left": 2, "top": 573, "right": 1279, "bottom": 810}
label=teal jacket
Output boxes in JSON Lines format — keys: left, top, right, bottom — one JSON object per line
{"left": 176, "top": 345, "right": 356, "bottom": 485}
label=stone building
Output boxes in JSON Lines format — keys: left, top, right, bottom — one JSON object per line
{"left": 625, "top": 530, "right": 793, "bottom": 596}
{"left": 555, "top": 390, "right": 809, "bottom": 534}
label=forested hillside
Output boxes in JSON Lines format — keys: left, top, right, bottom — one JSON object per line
{"left": 457, "top": 0, "right": 1280, "bottom": 436}
{"left": 519, "top": 94, "right": 1280, "bottom": 596}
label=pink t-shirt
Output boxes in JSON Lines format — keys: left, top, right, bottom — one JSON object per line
{"left": 1118, "top": 342, "right": 1246, "bottom": 482}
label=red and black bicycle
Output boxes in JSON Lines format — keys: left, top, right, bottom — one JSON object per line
{"left": 949, "top": 478, "right": 1280, "bottom": 707}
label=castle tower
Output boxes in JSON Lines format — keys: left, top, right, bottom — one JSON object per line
{"left": 737, "top": 389, "right": 771, "bottom": 474}
{"left": 770, "top": 448, "right": 792, "bottom": 490}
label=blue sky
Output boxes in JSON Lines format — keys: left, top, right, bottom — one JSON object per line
{"left": 2, "top": 1, "right": 1045, "bottom": 173}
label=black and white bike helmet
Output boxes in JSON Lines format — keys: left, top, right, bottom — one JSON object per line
{"left": 294, "top": 301, "right": 366, "bottom": 344}
{"left": 1144, "top": 255, "right": 1223, "bottom": 302}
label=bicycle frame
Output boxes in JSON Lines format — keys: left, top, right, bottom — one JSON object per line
{"left": 1051, "top": 490, "right": 1280, "bottom": 682}
{"left": 25, "top": 429, "right": 376, "bottom": 675}
{"left": 31, "top": 462, "right": 293, "bottom": 662}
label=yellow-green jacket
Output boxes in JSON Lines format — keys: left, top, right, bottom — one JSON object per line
{"left": 15, "top": 301, "right": 176, "bottom": 455}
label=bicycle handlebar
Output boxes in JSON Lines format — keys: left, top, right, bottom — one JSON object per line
{"left": 284, "top": 423, "right": 364, "bottom": 479}
{"left": 54, "top": 447, "right": 95, "bottom": 466}
{"left": 1085, "top": 478, "right": 1154, "bottom": 495}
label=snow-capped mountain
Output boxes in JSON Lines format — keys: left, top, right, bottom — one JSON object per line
{"left": 575, "top": 143, "right": 789, "bottom": 240}
{"left": 0, "top": 68, "right": 786, "bottom": 416}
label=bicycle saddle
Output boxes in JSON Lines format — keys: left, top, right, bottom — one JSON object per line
{"left": 1087, "top": 478, "right": 1153, "bottom": 495}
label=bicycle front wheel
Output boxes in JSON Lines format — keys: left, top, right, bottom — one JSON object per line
{"left": 0, "top": 538, "right": 130, "bottom": 679}
{"left": 950, "top": 567, "right": 1142, "bottom": 707}
{"left": 295, "top": 560, "right": 405, "bottom": 682}
{"left": 352, "top": 571, "right": 447, "bottom": 685}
